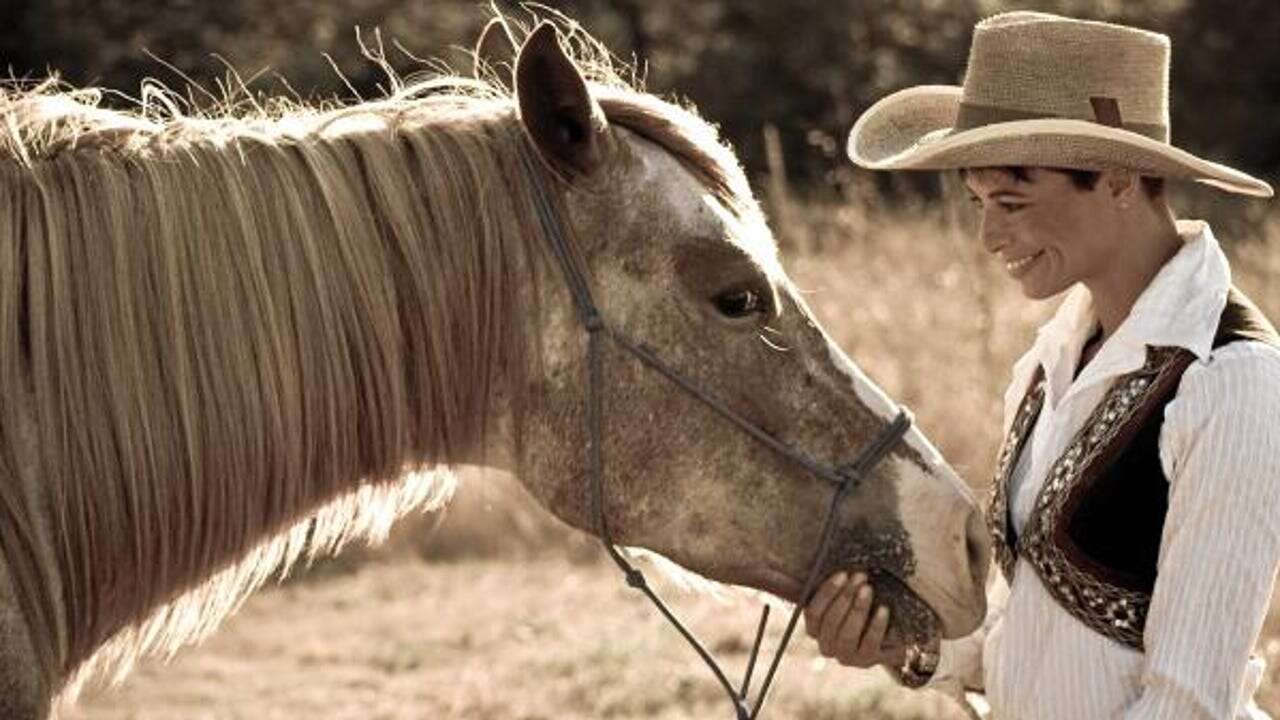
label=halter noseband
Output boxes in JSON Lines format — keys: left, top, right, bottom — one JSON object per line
{"left": 518, "top": 145, "right": 912, "bottom": 719}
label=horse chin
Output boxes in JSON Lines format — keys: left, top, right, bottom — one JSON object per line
{"left": 756, "top": 570, "right": 934, "bottom": 638}
{"left": 866, "top": 571, "right": 943, "bottom": 648}
{"left": 718, "top": 565, "right": 941, "bottom": 650}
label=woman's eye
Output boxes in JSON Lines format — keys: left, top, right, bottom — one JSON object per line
{"left": 968, "top": 197, "right": 1025, "bottom": 213}
{"left": 713, "top": 288, "right": 767, "bottom": 319}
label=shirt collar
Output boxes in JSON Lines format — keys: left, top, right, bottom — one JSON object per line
{"left": 1110, "top": 219, "right": 1231, "bottom": 362}
{"left": 1006, "top": 220, "right": 1231, "bottom": 414}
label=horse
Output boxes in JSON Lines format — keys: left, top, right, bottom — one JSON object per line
{"left": 0, "top": 20, "right": 988, "bottom": 718}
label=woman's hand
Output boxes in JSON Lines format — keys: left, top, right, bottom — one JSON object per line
{"left": 803, "top": 571, "right": 907, "bottom": 669}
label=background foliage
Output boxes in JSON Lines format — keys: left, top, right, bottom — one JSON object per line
{"left": 4, "top": 0, "right": 1278, "bottom": 193}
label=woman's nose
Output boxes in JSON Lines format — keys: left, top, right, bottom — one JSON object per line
{"left": 979, "top": 210, "right": 1008, "bottom": 254}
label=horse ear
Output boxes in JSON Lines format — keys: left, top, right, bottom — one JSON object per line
{"left": 515, "top": 23, "right": 608, "bottom": 176}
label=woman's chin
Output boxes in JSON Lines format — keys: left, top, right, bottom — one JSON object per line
{"left": 1017, "top": 277, "right": 1070, "bottom": 301}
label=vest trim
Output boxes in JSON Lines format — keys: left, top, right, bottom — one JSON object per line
{"left": 986, "top": 287, "right": 1278, "bottom": 651}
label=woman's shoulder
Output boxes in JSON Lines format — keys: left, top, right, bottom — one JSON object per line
{"left": 1153, "top": 340, "right": 1280, "bottom": 499}
{"left": 1167, "top": 338, "right": 1280, "bottom": 437}
{"left": 1193, "top": 338, "right": 1280, "bottom": 384}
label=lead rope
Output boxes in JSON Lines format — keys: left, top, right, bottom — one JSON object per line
{"left": 589, "top": 317, "right": 757, "bottom": 719}
{"left": 519, "top": 146, "right": 911, "bottom": 719}
{"left": 746, "top": 410, "right": 910, "bottom": 718}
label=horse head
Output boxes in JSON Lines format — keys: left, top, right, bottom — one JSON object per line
{"left": 505, "top": 25, "right": 989, "bottom": 648}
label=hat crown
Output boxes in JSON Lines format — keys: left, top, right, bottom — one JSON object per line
{"left": 844, "top": 11, "right": 1273, "bottom": 197}
{"left": 962, "top": 12, "right": 1170, "bottom": 134}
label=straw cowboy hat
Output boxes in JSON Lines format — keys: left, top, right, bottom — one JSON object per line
{"left": 847, "top": 11, "right": 1274, "bottom": 197}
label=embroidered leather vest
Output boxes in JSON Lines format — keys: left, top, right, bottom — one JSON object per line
{"left": 987, "top": 287, "right": 1280, "bottom": 651}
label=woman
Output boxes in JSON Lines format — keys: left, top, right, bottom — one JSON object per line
{"left": 804, "top": 12, "right": 1280, "bottom": 719}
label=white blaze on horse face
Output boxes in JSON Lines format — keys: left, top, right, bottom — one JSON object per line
{"left": 824, "top": 337, "right": 987, "bottom": 637}
{"left": 892, "top": 455, "right": 987, "bottom": 637}
{"left": 633, "top": 134, "right": 782, "bottom": 279}
{"left": 822, "top": 341, "right": 923, "bottom": 456}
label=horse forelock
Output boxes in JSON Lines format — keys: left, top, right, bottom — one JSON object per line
{"left": 0, "top": 47, "right": 758, "bottom": 692}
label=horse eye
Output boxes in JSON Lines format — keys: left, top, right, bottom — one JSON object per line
{"left": 713, "top": 287, "right": 767, "bottom": 319}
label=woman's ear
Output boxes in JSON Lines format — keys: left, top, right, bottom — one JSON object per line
{"left": 1105, "top": 169, "right": 1141, "bottom": 208}
{"left": 514, "top": 23, "right": 609, "bottom": 176}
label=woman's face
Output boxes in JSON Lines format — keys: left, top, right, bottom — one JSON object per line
{"left": 963, "top": 167, "right": 1119, "bottom": 300}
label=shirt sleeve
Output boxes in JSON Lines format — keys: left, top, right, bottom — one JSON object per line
{"left": 1123, "top": 342, "right": 1280, "bottom": 719}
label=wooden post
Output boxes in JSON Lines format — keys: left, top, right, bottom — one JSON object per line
{"left": 762, "top": 123, "right": 798, "bottom": 253}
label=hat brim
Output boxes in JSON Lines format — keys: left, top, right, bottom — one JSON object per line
{"left": 847, "top": 86, "right": 1274, "bottom": 198}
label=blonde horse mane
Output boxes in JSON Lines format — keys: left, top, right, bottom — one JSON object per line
{"left": 0, "top": 21, "right": 755, "bottom": 695}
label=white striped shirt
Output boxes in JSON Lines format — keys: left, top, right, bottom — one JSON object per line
{"left": 930, "top": 221, "right": 1280, "bottom": 719}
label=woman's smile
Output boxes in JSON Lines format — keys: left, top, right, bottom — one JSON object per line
{"left": 1004, "top": 250, "right": 1046, "bottom": 278}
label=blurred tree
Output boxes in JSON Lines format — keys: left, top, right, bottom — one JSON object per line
{"left": 581, "top": 0, "right": 985, "bottom": 186}
{"left": 0, "top": 0, "right": 1275, "bottom": 190}
{"left": 0, "top": 0, "right": 494, "bottom": 105}
{"left": 1167, "top": 0, "right": 1280, "bottom": 180}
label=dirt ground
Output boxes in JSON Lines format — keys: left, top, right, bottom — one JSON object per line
{"left": 65, "top": 556, "right": 969, "bottom": 720}
{"left": 61, "top": 549, "right": 1280, "bottom": 719}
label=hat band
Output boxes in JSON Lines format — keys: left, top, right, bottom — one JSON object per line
{"left": 954, "top": 100, "right": 1169, "bottom": 143}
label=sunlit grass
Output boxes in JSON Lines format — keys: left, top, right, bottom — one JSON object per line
{"left": 69, "top": 198, "right": 1280, "bottom": 718}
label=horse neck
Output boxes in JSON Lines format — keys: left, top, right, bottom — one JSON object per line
{"left": 5, "top": 103, "right": 539, "bottom": 681}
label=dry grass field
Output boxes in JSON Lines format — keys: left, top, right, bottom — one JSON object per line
{"left": 67, "top": 194, "right": 1280, "bottom": 719}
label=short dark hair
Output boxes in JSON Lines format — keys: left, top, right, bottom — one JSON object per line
{"left": 965, "top": 166, "right": 1165, "bottom": 199}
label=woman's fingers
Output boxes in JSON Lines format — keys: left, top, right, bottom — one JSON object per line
{"left": 858, "top": 603, "right": 891, "bottom": 658}
{"left": 831, "top": 581, "right": 874, "bottom": 663}
{"left": 805, "top": 572, "right": 897, "bottom": 669}
{"left": 818, "top": 574, "right": 866, "bottom": 656}
{"left": 803, "top": 572, "right": 849, "bottom": 640}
